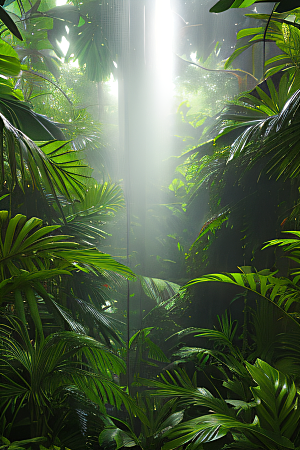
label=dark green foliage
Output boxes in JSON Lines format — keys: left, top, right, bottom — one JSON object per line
{"left": 0, "top": 316, "right": 141, "bottom": 444}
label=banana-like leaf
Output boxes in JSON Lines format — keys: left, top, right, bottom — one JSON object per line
{"left": 0, "top": 39, "right": 21, "bottom": 76}
{"left": 0, "top": 4, "right": 22, "bottom": 40}
{"left": 0, "top": 96, "right": 66, "bottom": 141}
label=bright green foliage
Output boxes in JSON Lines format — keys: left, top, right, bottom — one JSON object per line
{"left": 64, "top": 0, "right": 120, "bottom": 81}
{"left": 210, "top": 0, "right": 300, "bottom": 14}
{"left": 61, "top": 181, "right": 125, "bottom": 244}
{"left": 180, "top": 77, "right": 300, "bottom": 217}
{"left": 0, "top": 124, "right": 87, "bottom": 207}
{"left": 0, "top": 211, "right": 134, "bottom": 282}
{"left": 225, "top": 13, "right": 300, "bottom": 79}
{"left": 0, "top": 211, "right": 135, "bottom": 341}
{"left": 0, "top": 436, "right": 48, "bottom": 450}
{"left": 183, "top": 230, "right": 300, "bottom": 313}
{"left": 0, "top": 40, "right": 21, "bottom": 76}
{"left": 183, "top": 269, "right": 292, "bottom": 302}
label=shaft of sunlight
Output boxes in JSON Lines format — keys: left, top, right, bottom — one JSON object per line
{"left": 154, "top": 0, "right": 173, "bottom": 99}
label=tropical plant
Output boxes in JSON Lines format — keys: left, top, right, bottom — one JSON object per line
{"left": 0, "top": 210, "right": 135, "bottom": 342}
{"left": 99, "top": 397, "right": 183, "bottom": 450}
{"left": 210, "top": 0, "right": 300, "bottom": 14}
{"left": 225, "top": 11, "right": 300, "bottom": 80}
{"left": 141, "top": 359, "right": 300, "bottom": 449}
{"left": 0, "top": 316, "right": 141, "bottom": 446}
{"left": 7, "top": 0, "right": 122, "bottom": 82}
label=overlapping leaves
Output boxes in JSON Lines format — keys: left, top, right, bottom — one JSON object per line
{"left": 0, "top": 211, "right": 134, "bottom": 340}
{"left": 0, "top": 115, "right": 88, "bottom": 203}
{"left": 99, "top": 397, "right": 183, "bottom": 450}
{"left": 0, "top": 210, "right": 135, "bottom": 286}
{"left": 139, "top": 361, "right": 300, "bottom": 450}
{"left": 63, "top": 0, "right": 121, "bottom": 81}
{"left": 225, "top": 13, "right": 300, "bottom": 79}
{"left": 0, "top": 318, "right": 142, "bottom": 439}
{"left": 189, "top": 76, "right": 300, "bottom": 183}
{"left": 210, "top": 0, "right": 300, "bottom": 14}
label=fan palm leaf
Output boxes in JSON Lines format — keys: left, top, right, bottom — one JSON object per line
{"left": 181, "top": 232, "right": 300, "bottom": 375}
{"left": 60, "top": 180, "right": 125, "bottom": 245}
{"left": 0, "top": 317, "right": 142, "bottom": 440}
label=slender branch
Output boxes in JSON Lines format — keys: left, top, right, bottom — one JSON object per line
{"left": 175, "top": 54, "right": 258, "bottom": 82}
{"left": 22, "top": 69, "right": 73, "bottom": 106}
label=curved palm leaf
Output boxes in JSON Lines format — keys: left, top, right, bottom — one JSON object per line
{"left": 181, "top": 251, "right": 300, "bottom": 375}
{"left": 182, "top": 268, "right": 295, "bottom": 307}
{"left": 0, "top": 114, "right": 89, "bottom": 204}
{"left": 71, "top": 296, "right": 124, "bottom": 345}
{"left": 60, "top": 181, "right": 125, "bottom": 245}
{"left": 0, "top": 95, "right": 66, "bottom": 141}
{"left": 0, "top": 211, "right": 135, "bottom": 340}
{"left": 0, "top": 210, "right": 135, "bottom": 281}
{"left": 139, "top": 276, "right": 180, "bottom": 304}
{"left": 129, "top": 328, "right": 169, "bottom": 364}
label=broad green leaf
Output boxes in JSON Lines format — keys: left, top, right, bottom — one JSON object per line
{"left": 0, "top": 5, "right": 22, "bottom": 40}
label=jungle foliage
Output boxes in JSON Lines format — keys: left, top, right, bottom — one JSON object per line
{"left": 1, "top": 0, "right": 300, "bottom": 449}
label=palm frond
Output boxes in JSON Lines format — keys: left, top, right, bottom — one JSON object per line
{"left": 0, "top": 113, "right": 89, "bottom": 204}
{"left": 139, "top": 276, "right": 180, "bottom": 304}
